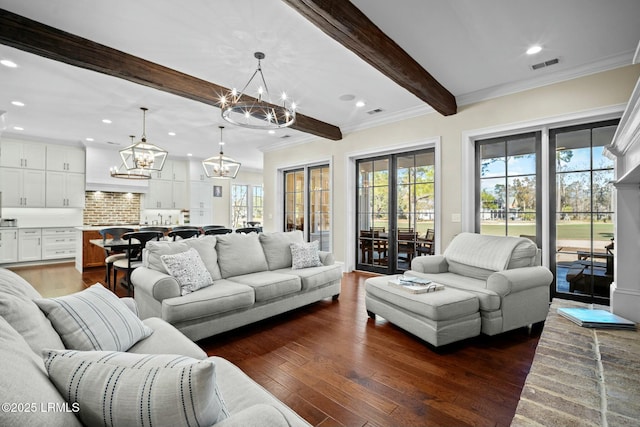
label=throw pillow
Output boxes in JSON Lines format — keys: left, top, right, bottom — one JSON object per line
{"left": 290, "top": 240, "right": 323, "bottom": 269}
{"left": 43, "top": 349, "right": 229, "bottom": 427}
{"left": 161, "top": 248, "right": 214, "bottom": 296}
{"left": 34, "top": 284, "right": 153, "bottom": 352}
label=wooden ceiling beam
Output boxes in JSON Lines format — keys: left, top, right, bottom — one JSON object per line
{"left": 0, "top": 8, "right": 342, "bottom": 140}
{"left": 282, "top": 0, "right": 457, "bottom": 116}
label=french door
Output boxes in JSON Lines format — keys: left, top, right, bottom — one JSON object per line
{"left": 356, "top": 149, "right": 435, "bottom": 274}
{"left": 550, "top": 120, "right": 617, "bottom": 304}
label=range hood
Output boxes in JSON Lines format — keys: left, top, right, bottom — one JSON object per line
{"left": 85, "top": 146, "right": 150, "bottom": 193}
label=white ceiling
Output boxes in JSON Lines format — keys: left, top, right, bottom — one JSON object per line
{"left": 0, "top": 0, "right": 639, "bottom": 171}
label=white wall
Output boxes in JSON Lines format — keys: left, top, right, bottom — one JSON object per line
{"left": 263, "top": 65, "right": 640, "bottom": 271}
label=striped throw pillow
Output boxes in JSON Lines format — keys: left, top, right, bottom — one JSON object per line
{"left": 43, "top": 349, "right": 229, "bottom": 427}
{"left": 35, "top": 284, "right": 152, "bottom": 351}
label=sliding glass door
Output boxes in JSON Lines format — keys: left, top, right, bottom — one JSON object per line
{"left": 356, "top": 149, "right": 435, "bottom": 274}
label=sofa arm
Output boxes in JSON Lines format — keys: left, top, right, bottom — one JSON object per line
{"left": 131, "top": 267, "right": 181, "bottom": 302}
{"left": 213, "top": 404, "right": 290, "bottom": 427}
{"left": 487, "top": 266, "right": 553, "bottom": 296}
{"left": 319, "top": 250, "right": 335, "bottom": 266}
{"left": 410, "top": 255, "right": 449, "bottom": 273}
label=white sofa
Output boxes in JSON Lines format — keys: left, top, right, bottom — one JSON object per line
{"left": 405, "top": 232, "right": 553, "bottom": 335}
{"left": 0, "top": 267, "right": 310, "bottom": 427}
{"left": 131, "top": 231, "right": 343, "bottom": 341}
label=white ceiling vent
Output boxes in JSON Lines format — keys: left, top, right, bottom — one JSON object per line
{"left": 531, "top": 58, "right": 559, "bottom": 70}
{"left": 367, "top": 108, "right": 384, "bottom": 115}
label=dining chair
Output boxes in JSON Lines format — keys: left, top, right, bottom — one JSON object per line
{"left": 98, "top": 227, "right": 134, "bottom": 292}
{"left": 417, "top": 228, "right": 435, "bottom": 256}
{"left": 202, "top": 225, "right": 225, "bottom": 231}
{"left": 235, "top": 227, "right": 260, "bottom": 234}
{"left": 139, "top": 226, "right": 169, "bottom": 235}
{"left": 112, "top": 230, "right": 164, "bottom": 295}
{"left": 204, "top": 228, "right": 233, "bottom": 235}
{"left": 168, "top": 229, "right": 201, "bottom": 241}
{"left": 171, "top": 226, "right": 200, "bottom": 231}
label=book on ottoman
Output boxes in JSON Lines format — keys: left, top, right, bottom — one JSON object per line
{"left": 388, "top": 276, "right": 445, "bottom": 294}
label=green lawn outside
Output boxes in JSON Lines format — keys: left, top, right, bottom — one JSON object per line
{"left": 481, "top": 221, "right": 613, "bottom": 241}
{"left": 368, "top": 220, "right": 613, "bottom": 242}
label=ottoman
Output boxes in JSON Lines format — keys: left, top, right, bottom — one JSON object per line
{"left": 365, "top": 275, "right": 481, "bottom": 347}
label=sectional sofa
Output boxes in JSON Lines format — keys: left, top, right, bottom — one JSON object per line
{"left": 131, "top": 231, "right": 343, "bottom": 341}
{"left": 0, "top": 267, "right": 310, "bottom": 427}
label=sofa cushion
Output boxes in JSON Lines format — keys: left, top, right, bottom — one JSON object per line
{"left": 0, "top": 316, "right": 82, "bottom": 427}
{"left": 274, "top": 264, "right": 343, "bottom": 291}
{"left": 162, "top": 280, "right": 255, "bottom": 324}
{"left": 35, "top": 284, "right": 153, "bottom": 351}
{"left": 161, "top": 248, "right": 214, "bottom": 295}
{"left": 447, "top": 260, "right": 495, "bottom": 281}
{"left": 290, "top": 240, "right": 323, "bottom": 269}
{"left": 144, "top": 236, "right": 222, "bottom": 280}
{"left": 216, "top": 233, "right": 269, "bottom": 278}
{"left": 227, "top": 272, "right": 302, "bottom": 302}
{"left": 0, "top": 269, "right": 65, "bottom": 354}
{"left": 406, "top": 271, "right": 502, "bottom": 311}
{"left": 130, "top": 317, "right": 208, "bottom": 360}
{"left": 443, "top": 233, "right": 530, "bottom": 272}
{"left": 259, "top": 230, "right": 304, "bottom": 270}
{"left": 43, "top": 349, "right": 229, "bottom": 427}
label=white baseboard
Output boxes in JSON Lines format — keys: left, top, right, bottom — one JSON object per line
{"left": 610, "top": 282, "right": 640, "bottom": 322}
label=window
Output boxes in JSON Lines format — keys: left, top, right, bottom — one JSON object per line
{"left": 283, "top": 165, "right": 331, "bottom": 249}
{"left": 231, "top": 184, "right": 263, "bottom": 228}
{"left": 252, "top": 186, "right": 263, "bottom": 225}
{"left": 231, "top": 184, "right": 248, "bottom": 229}
{"left": 476, "top": 132, "right": 541, "bottom": 244}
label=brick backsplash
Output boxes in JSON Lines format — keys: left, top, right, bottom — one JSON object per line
{"left": 83, "top": 192, "right": 141, "bottom": 225}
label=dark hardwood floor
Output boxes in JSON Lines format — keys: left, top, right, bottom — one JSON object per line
{"left": 9, "top": 263, "right": 540, "bottom": 427}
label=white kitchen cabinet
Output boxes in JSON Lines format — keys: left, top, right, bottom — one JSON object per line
{"left": 144, "top": 160, "right": 188, "bottom": 209}
{"left": 0, "top": 140, "right": 46, "bottom": 170}
{"left": 42, "top": 228, "right": 76, "bottom": 260}
{"left": 46, "top": 171, "right": 85, "bottom": 207}
{"left": 0, "top": 229, "right": 18, "bottom": 263}
{"left": 18, "top": 228, "right": 42, "bottom": 262}
{"left": 145, "top": 179, "right": 173, "bottom": 209}
{"left": 46, "top": 145, "right": 85, "bottom": 173}
{"left": 172, "top": 180, "right": 188, "bottom": 209}
{"left": 150, "top": 159, "right": 187, "bottom": 181}
{"left": 190, "top": 181, "right": 213, "bottom": 211}
{"left": 0, "top": 168, "right": 46, "bottom": 207}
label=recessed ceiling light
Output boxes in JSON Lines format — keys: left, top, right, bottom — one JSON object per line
{"left": 526, "top": 45, "right": 542, "bottom": 55}
{"left": 187, "top": 153, "right": 193, "bottom": 157}
{"left": 85, "top": 137, "right": 94, "bottom": 142}
{"left": 102, "top": 119, "right": 112, "bottom": 124}
{"left": 1, "top": 59, "right": 17, "bottom": 68}
{"left": 268, "top": 130, "right": 276, "bottom": 135}
{"left": 168, "top": 132, "right": 176, "bottom": 136}
{"left": 13, "top": 126, "right": 24, "bottom": 131}
{"left": 11, "top": 101, "right": 25, "bottom": 107}
{"left": 356, "top": 100, "right": 366, "bottom": 108}
{"left": 339, "top": 94, "right": 356, "bottom": 101}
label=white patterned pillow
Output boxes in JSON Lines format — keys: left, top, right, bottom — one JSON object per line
{"left": 43, "top": 349, "right": 229, "bottom": 427}
{"left": 35, "top": 284, "right": 152, "bottom": 352}
{"left": 161, "top": 248, "right": 214, "bottom": 295}
{"left": 290, "top": 240, "right": 323, "bottom": 269}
